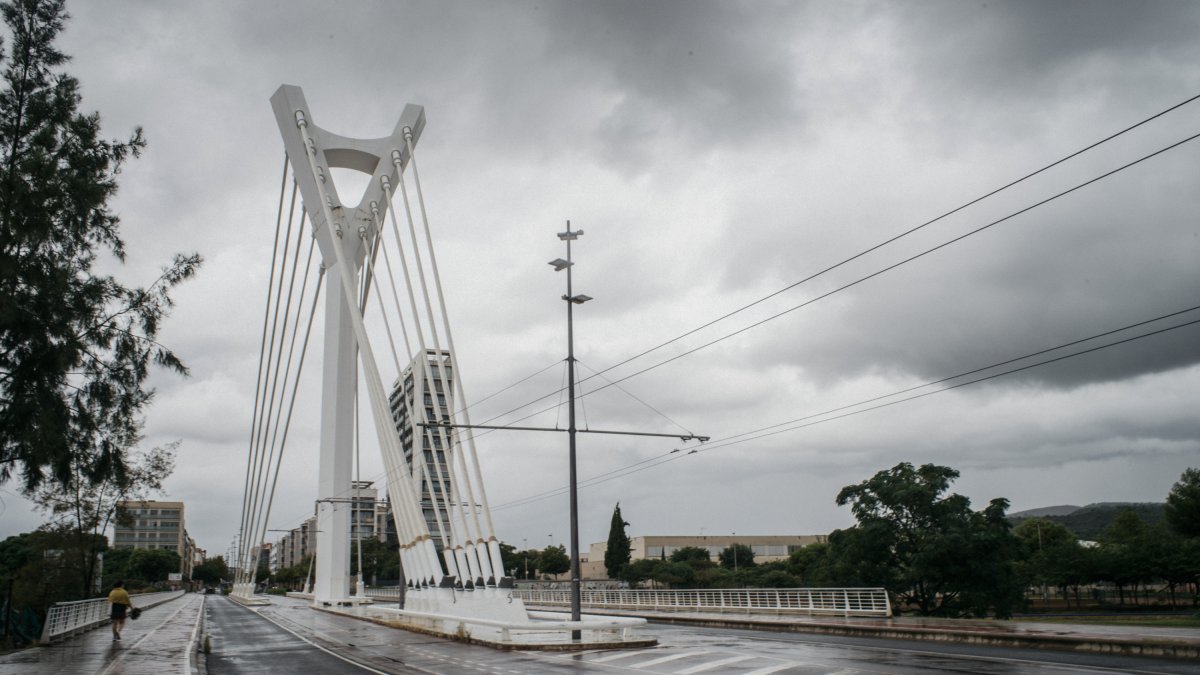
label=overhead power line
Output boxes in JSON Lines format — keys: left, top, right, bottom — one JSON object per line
{"left": 494, "top": 306, "right": 1200, "bottom": 511}
{"left": 464, "top": 93, "right": 1200, "bottom": 427}
{"left": 478, "top": 129, "right": 1200, "bottom": 435}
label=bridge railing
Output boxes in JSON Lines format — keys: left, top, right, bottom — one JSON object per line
{"left": 512, "top": 587, "right": 891, "bottom": 617}
{"left": 40, "top": 590, "right": 185, "bottom": 644}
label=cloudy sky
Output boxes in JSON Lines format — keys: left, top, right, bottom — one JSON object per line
{"left": 2, "top": 0, "right": 1199, "bottom": 562}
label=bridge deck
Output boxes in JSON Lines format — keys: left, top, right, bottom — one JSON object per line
{"left": 3, "top": 592, "right": 1198, "bottom": 674}
{"left": 0, "top": 593, "right": 204, "bottom": 675}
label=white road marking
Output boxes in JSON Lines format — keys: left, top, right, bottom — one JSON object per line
{"left": 631, "top": 650, "right": 712, "bottom": 668}
{"left": 743, "top": 663, "right": 804, "bottom": 675}
{"left": 674, "top": 654, "right": 756, "bottom": 673}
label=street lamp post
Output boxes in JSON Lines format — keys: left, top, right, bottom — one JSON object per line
{"left": 550, "top": 223, "right": 590, "bottom": 639}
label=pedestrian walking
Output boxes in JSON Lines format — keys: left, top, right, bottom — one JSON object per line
{"left": 107, "top": 580, "right": 135, "bottom": 641}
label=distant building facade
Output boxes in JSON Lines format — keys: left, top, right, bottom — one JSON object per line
{"left": 113, "top": 500, "right": 197, "bottom": 577}
{"left": 579, "top": 534, "right": 827, "bottom": 580}
{"left": 277, "top": 516, "right": 317, "bottom": 571}
{"left": 388, "top": 349, "right": 456, "bottom": 550}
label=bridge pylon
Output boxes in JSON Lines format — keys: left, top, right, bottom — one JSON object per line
{"left": 268, "top": 85, "right": 439, "bottom": 605}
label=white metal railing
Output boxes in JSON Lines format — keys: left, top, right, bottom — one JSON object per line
{"left": 511, "top": 588, "right": 891, "bottom": 617}
{"left": 40, "top": 590, "right": 185, "bottom": 643}
{"left": 366, "top": 586, "right": 402, "bottom": 600}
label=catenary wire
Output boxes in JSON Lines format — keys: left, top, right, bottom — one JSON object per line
{"left": 261, "top": 98, "right": 1200, "bottom": 543}
{"left": 494, "top": 307, "right": 1200, "bottom": 510}
{"left": 467, "top": 94, "right": 1200, "bottom": 429}
{"left": 476, "top": 129, "right": 1200, "bottom": 434}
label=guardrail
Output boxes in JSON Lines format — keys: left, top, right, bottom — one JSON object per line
{"left": 40, "top": 590, "right": 185, "bottom": 644}
{"left": 512, "top": 588, "right": 892, "bottom": 617}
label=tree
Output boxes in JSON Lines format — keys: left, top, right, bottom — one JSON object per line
{"left": 125, "top": 548, "right": 180, "bottom": 585}
{"left": 538, "top": 544, "right": 569, "bottom": 577}
{"left": 719, "top": 543, "right": 755, "bottom": 570}
{"left": 28, "top": 441, "right": 175, "bottom": 597}
{"left": 670, "top": 546, "right": 714, "bottom": 567}
{"left": 1165, "top": 468, "right": 1200, "bottom": 538}
{"left": 787, "top": 543, "right": 836, "bottom": 586}
{"left": 0, "top": 530, "right": 84, "bottom": 611}
{"left": 833, "top": 462, "right": 1023, "bottom": 617}
{"left": 604, "top": 502, "right": 632, "bottom": 579}
{"left": 650, "top": 561, "right": 694, "bottom": 588}
{"left": 0, "top": 0, "right": 201, "bottom": 494}
{"left": 497, "top": 541, "right": 518, "bottom": 578}
{"left": 512, "top": 548, "right": 541, "bottom": 580}
{"left": 191, "top": 556, "right": 229, "bottom": 587}
{"left": 350, "top": 538, "right": 399, "bottom": 584}
{"left": 1013, "top": 518, "right": 1080, "bottom": 602}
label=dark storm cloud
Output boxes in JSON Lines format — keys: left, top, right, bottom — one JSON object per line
{"left": 539, "top": 1, "right": 810, "bottom": 164}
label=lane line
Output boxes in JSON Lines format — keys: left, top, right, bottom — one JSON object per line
{"left": 686, "top": 629, "right": 1179, "bottom": 675}
{"left": 223, "top": 598, "right": 397, "bottom": 675}
{"left": 100, "top": 594, "right": 196, "bottom": 675}
{"left": 743, "top": 663, "right": 804, "bottom": 675}
{"left": 631, "top": 650, "right": 712, "bottom": 668}
{"left": 674, "top": 654, "right": 755, "bottom": 673}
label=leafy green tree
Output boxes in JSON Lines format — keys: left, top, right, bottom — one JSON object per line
{"left": 272, "top": 555, "right": 311, "bottom": 590}
{"left": 756, "top": 568, "right": 799, "bottom": 588}
{"left": 0, "top": 0, "right": 201, "bottom": 494}
{"left": 126, "top": 548, "right": 180, "bottom": 584}
{"left": 1099, "top": 508, "right": 1155, "bottom": 604}
{"left": 496, "top": 541, "right": 517, "bottom": 578}
{"left": 719, "top": 543, "right": 755, "bottom": 570}
{"left": 538, "top": 544, "right": 569, "bottom": 577}
{"left": 833, "top": 462, "right": 1023, "bottom": 617}
{"left": 787, "top": 543, "right": 836, "bottom": 586}
{"left": 604, "top": 502, "right": 632, "bottom": 579}
{"left": 191, "top": 556, "right": 229, "bottom": 587}
{"left": 670, "top": 546, "right": 714, "bottom": 567}
{"left": 618, "top": 558, "right": 661, "bottom": 588}
{"left": 1014, "top": 518, "right": 1079, "bottom": 601}
{"left": 650, "top": 561, "right": 695, "bottom": 588}
{"left": 512, "top": 549, "right": 540, "bottom": 580}
{"left": 28, "top": 442, "right": 175, "bottom": 598}
{"left": 1165, "top": 468, "right": 1200, "bottom": 538}
{"left": 351, "top": 538, "right": 400, "bottom": 584}
{"left": 0, "top": 530, "right": 83, "bottom": 610}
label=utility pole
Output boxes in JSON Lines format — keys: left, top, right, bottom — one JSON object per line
{"left": 422, "top": 224, "right": 708, "bottom": 640}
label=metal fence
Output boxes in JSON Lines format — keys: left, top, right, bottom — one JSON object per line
{"left": 40, "top": 590, "right": 185, "bottom": 644}
{"left": 512, "top": 588, "right": 892, "bottom": 617}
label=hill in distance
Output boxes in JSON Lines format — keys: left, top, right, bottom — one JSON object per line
{"left": 1009, "top": 505, "right": 1082, "bottom": 518}
{"left": 1009, "top": 502, "right": 1165, "bottom": 541}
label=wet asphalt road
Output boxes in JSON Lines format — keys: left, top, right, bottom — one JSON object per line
{"left": 206, "top": 596, "right": 372, "bottom": 674}
{"left": 204, "top": 596, "right": 1200, "bottom": 674}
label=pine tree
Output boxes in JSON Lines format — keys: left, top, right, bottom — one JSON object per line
{"left": 604, "top": 502, "right": 631, "bottom": 579}
{"left": 0, "top": 0, "right": 200, "bottom": 492}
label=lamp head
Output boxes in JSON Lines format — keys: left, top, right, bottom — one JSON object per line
{"left": 557, "top": 229, "right": 584, "bottom": 241}
{"left": 548, "top": 258, "right": 572, "bottom": 271}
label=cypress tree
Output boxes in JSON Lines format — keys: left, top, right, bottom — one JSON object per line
{"left": 604, "top": 502, "right": 631, "bottom": 579}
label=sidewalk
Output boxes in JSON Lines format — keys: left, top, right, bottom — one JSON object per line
{"left": 0, "top": 593, "right": 205, "bottom": 675}
{"left": 520, "top": 604, "right": 1200, "bottom": 660}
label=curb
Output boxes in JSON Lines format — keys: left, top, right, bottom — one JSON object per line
{"left": 528, "top": 607, "right": 1200, "bottom": 661}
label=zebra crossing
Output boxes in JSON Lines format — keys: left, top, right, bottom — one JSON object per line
{"left": 538, "top": 646, "right": 846, "bottom": 674}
